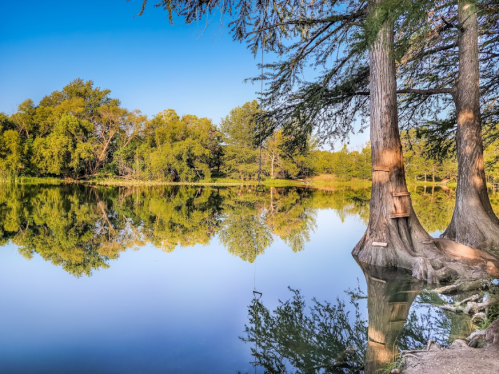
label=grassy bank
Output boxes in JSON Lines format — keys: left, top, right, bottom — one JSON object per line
{"left": 0, "top": 176, "right": 461, "bottom": 189}
{"left": 0, "top": 177, "right": 64, "bottom": 185}
{"left": 0, "top": 176, "right": 371, "bottom": 188}
{"left": 83, "top": 177, "right": 372, "bottom": 188}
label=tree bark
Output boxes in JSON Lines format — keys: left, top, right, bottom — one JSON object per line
{"left": 353, "top": 6, "right": 435, "bottom": 280}
{"left": 360, "top": 264, "right": 423, "bottom": 374}
{"left": 442, "top": 0, "right": 499, "bottom": 253}
{"left": 352, "top": 1, "right": 499, "bottom": 283}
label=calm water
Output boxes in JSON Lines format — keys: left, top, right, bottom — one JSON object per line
{"left": 0, "top": 185, "right": 491, "bottom": 374}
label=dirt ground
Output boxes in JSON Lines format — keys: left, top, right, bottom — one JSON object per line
{"left": 403, "top": 343, "right": 499, "bottom": 374}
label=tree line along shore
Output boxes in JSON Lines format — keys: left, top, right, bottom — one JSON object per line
{"left": 2, "top": 79, "right": 498, "bottom": 186}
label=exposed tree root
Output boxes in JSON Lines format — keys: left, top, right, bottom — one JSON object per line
{"left": 438, "top": 295, "right": 491, "bottom": 315}
{"left": 353, "top": 208, "right": 499, "bottom": 283}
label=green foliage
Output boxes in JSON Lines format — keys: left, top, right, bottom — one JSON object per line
{"left": 31, "top": 113, "right": 94, "bottom": 177}
{"left": 410, "top": 186, "right": 455, "bottom": 233}
{"left": 3, "top": 81, "right": 496, "bottom": 184}
{"left": 139, "top": 110, "right": 221, "bottom": 181}
{"left": 241, "top": 288, "right": 368, "bottom": 374}
{"left": 0, "top": 185, "right": 361, "bottom": 274}
{"left": 396, "top": 0, "right": 499, "bottom": 157}
{"left": 0, "top": 80, "right": 222, "bottom": 182}
{"left": 479, "top": 283, "right": 499, "bottom": 329}
{"left": 401, "top": 129, "right": 457, "bottom": 183}
{"left": 311, "top": 143, "right": 372, "bottom": 181}
{"left": 219, "top": 101, "right": 261, "bottom": 180}
{"left": 0, "top": 130, "right": 23, "bottom": 178}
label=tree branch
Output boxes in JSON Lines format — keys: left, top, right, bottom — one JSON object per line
{"left": 403, "top": 43, "right": 457, "bottom": 64}
{"left": 246, "top": 9, "right": 367, "bottom": 36}
{"left": 438, "top": 16, "right": 464, "bottom": 34}
{"left": 397, "top": 88, "right": 456, "bottom": 96}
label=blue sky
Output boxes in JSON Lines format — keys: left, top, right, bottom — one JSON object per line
{"left": 0, "top": 0, "right": 369, "bottom": 147}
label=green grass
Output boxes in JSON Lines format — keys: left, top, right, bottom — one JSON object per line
{"left": 0, "top": 177, "right": 63, "bottom": 185}
{"left": 0, "top": 176, "right": 458, "bottom": 189}
{"left": 378, "top": 356, "right": 405, "bottom": 374}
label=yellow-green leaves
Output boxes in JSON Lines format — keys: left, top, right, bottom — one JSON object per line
{"left": 31, "top": 113, "right": 94, "bottom": 177}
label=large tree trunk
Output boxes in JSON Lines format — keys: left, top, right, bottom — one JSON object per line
{"left": 442, "top": 0, "right": 499, "bottom": 253}
{"left": 353, "top": 6, "right": 434, "bottom": 279}
{"left": 352, "top": 1, "right": 499, "bottom": 283}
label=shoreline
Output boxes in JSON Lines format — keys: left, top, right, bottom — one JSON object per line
{"left": 0, "top": 177, "right": 462, "bottom": 189}
{"left": 0, "top": 177, "right": 372, "bottom": 188}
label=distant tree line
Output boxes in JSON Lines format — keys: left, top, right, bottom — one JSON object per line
{"left": 401, "top": 129, "right": 499, "bottom": 184}
{"left": 0, "top": 79, "right": 357, "bottom": 182}
{"left": 2, "top": 79, "right": 498, "bottom": 184}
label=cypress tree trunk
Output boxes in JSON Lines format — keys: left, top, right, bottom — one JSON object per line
{"left": 353, "top": 6, "right": 435, "bottom": 279}
{"left": 353, "top": 1, "right": 499, "bottom": 282}
{"left": 442, "top": 0, "right": 499, "bottom": 253}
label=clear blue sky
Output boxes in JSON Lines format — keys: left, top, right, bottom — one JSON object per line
{"left": 0, "top": 0, "right": 369, "bottom": 147}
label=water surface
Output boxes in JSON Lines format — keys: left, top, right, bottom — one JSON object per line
{"left": 0, "top": 185, "right": 489, "bottom": 373}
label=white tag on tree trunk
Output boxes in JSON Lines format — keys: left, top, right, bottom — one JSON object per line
{"left": 372, "top": 242, "right": 387, "bottom": 247}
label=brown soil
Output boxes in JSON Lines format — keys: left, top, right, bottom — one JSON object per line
{"left": 403, "top": 344, "right": 499, "bottom": 374}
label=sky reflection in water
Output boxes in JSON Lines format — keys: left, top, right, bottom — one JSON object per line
{"left": 0, "top": 185, "right": 491, "bottom": 373}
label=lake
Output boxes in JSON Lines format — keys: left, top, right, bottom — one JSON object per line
{"left": 0, "top": 184, "right": 491, "bottom": 373}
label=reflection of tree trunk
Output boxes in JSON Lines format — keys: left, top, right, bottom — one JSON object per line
{"left": 270, "top": 187, "right": 274, "bottom": 213}
{"left": 441, "top": 1, "right": 499, "bottom": 253}
{"left": 360, "top": 263, "right": 423, "bottom": 374}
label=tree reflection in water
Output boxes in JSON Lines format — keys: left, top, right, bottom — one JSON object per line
{"left": 0, "top": 184, "right": 497, "bottom": 276}
{"left": 0, "top": 185, "right": 368, "bottom": 275}
{"left": 241, "top": 263, "right": 474, "bottom": 374}
{"left": 242, "top": 286, "right": 367, "bottom": 374}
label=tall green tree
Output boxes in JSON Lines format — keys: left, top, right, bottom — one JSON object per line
{"left": 0, "top": 130, "right": 23, "bottom": 178}
{"left": 219, "top": 101, "right": 261, "bottom": 180}
{"left": 139, "top": 109, "right": 221, "bottom": 181}
{"left": 31, "top": 113, "right": 94, "bottom": 177}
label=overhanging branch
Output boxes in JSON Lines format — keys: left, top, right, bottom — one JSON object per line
{"left": 397, "top": 88, "right": 456, "bottom": 96}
